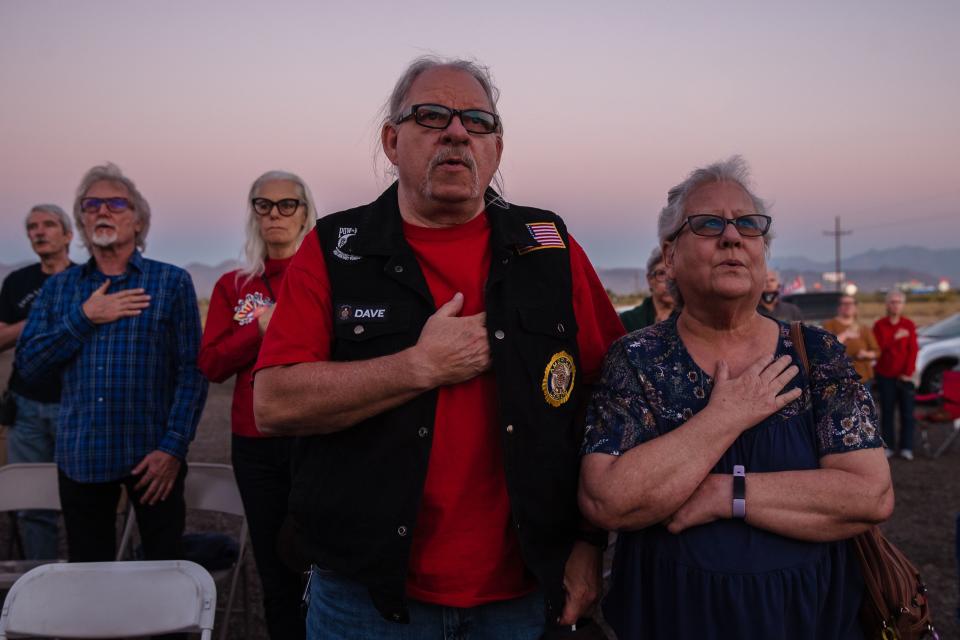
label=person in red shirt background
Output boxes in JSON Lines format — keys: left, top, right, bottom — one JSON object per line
{"left": 198, "top": 170, "right": 318, "bottom": 640}
{"left": 873, "top": 289, "right": 919, "bottom": 460}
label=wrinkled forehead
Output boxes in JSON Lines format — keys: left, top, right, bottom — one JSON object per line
{"left": 27, "top": 209, "right": 61, "bottom": 225}
{"left": 684, "top": 181, "right": 755, "bottom": 214}
{"left": 84, "top": 179, "right": 131, "bottom": 198}
{"left": 404, "top": 67, "right": 493, "bottom": 112}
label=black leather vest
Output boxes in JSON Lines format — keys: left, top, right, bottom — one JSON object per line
{"left": 291, "top": 183, "right": 583, "bottom": 622}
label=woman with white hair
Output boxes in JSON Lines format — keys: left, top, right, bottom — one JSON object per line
{"left": 199, "top": 170, "right": 317, "bottom": 640}
{"left": 578, "top": 157, "right": 893, "bottom": 639}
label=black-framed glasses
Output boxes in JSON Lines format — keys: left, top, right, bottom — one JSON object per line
{"left": 648, "top": 268, "right": 668, "bottom": 281}
{"left": 668, "top": 214, "right": 772, "bottom": 241}
{"left": 252, "top": 198, "right": 303, "bottom": 217}
{"left": 80, "top": 197, "right": 133, "bottom": 214}
{"left": 396, "top": 103, "right": 500, "bottom": 134}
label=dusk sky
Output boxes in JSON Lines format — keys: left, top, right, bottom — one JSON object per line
{"left": 2, "top": 1, "right": 958, "bottom": 270}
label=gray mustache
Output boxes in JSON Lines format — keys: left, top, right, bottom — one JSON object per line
{"left": 429, "top": 147, "right": 477, "bottom": 173}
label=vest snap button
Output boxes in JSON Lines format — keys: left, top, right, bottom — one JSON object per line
{"left": 394, "top": 265, "right": 404, "bottom": 273}
{"left": 397, "top": 525, "right": 408, "bottom": 537}
{"left": 506, "top": 424, "right": 514, "bottom": 434}
{"left": 354, "top": 325, "right": 365, "bottom": 335}
{"left": 502, "top": 257, "right": 509, "bottom": 264}
{"left": 494, "top": 330, "right": 505, "bottom": 340}
{"left": 418, "top": 427, "right": 429, "bottom": 438}
{"left": 557, "top": 322, "right": 565, "bottom": 333}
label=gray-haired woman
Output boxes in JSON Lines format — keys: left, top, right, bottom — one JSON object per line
{"left": 578, "top": 157, "right": 892, "bottom": 639}
{"left": 199, "top": 171, "right": 317, "bottom": 640}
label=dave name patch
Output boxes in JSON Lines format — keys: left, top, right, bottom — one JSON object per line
{"left": 335, "top": 303, "right": 391, "bottom": 323}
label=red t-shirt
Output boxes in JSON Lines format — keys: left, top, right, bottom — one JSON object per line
{"left": 254, "top": 212, "right": 624, "bottom": 606}
{"left": 873, "top": 316, "right": 919, "bottom": 378}
{"left": 199, "top": 257, "right": 291, "bottom": 438}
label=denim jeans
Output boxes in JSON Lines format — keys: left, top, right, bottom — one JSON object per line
{"left": 305, "top": 567, "right": 545, "bottom": 640}
{"left": 875, "top": 376, "right": 915, "bottom": 451}
{"left": 7, "top": 393, "right": 59, "bottom": 560}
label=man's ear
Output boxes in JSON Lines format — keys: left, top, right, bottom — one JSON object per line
{"left": 382, "top": 124, "right": 399, "bottom": 166}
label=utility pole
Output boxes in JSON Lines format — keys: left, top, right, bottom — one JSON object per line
{"left": 823, "top": 216, "right": 852, "bottom": 292}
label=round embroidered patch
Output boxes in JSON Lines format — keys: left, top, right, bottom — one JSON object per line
{"left": 542, "top": 351, "right": 576, "bottom": 407}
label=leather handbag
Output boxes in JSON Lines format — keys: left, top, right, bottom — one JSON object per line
{"left": 790, "top": 322, "right": 937, "bottom": 640}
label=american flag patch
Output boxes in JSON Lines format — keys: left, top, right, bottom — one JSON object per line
{"left": 518, "top": 222, "right": 566, "bottom": 254}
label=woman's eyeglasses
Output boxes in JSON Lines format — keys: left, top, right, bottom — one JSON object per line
{"left": 252, "top": 198, "right": 303, "bottom": 217}
{"left": 669, "top": 214, "right": 772, "bottom": 241}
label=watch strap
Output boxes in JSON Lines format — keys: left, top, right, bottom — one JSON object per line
{"left": 732, "top": 465, "right": 746, "bottom": 519}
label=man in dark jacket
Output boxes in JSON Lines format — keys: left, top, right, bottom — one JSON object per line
{"left": 253, "top": 56, "right": 624, "bottom": 639}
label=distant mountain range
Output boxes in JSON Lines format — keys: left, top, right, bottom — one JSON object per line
{"left": 0, "top": 259, "right": 241, "bottom": 300}
{"left": 2, "top": 245, "right": 958, "bottom": 298}
{"left": 599, "top": 246, "right": 960, "bottom": 295}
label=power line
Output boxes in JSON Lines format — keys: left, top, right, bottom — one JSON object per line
{"left": 823, "top": 217, "right": 852, "bottom": 292}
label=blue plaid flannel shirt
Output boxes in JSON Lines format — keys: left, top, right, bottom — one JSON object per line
{"left": 16, "top": 252, "right": 208, "bottom": 482}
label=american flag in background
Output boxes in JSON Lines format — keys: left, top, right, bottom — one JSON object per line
{"left": 520, "top": 222, "right": 566, "bottom": 253}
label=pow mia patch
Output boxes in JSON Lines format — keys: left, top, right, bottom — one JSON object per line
{"left": 333, "top": 227, "right": 361, "bottom": 261}
{"left": 542, "top": 351, "right": 576, "bottom": 407}
{"left": 335, "top": 303, "right": 391, "bottom": 323}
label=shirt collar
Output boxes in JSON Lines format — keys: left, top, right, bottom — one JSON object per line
{"left": 82, "top": 250, "right": 144, "bottom": 277}
{"left": 353, "top": 182, "right": 536, "bottom": 255}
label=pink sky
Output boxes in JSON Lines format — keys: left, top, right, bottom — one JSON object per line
{"left": 2, "top": 1, "right": 958, "bottom": 269}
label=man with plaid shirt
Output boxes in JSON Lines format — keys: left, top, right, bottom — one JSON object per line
{"left": 16, "top": 163, "right": 208, "bottom": 561}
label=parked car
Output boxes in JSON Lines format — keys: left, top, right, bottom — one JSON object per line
{"left": 782, "top": 292, "right": 843, "bottom": 324}
{"left": 913, "top": 313, "right": 960, "bottom": 394}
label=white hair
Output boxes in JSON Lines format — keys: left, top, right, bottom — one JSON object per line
{"left": 239, "top": 170, "right": 318, "bottom": 282}
{"left": 377, "top": 55, "right": 505, "bottom": 196}
{"left": 27, "top": 204, "right": 73, "bottom": 236}
{"left": 73, "top": 163, "right": 151, "bottom": 251}
{"left": 659, "top": 156, "right": 771, "bottom": 306}
{"left": 886, "top": 289, "right": 906, "bottom": 303}
{"left": 658, "top": 155, "right": 771, "bottom": 249}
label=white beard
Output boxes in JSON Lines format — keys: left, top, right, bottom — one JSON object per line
{"left": 90, "top": 229, "right": 118, "bottom": 248}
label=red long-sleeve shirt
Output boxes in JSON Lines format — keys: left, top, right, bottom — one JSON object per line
{"left": 199, "top": 257, "right": 290, "bottom": 437}
{"left": 872, "top": 315, "right": 919, "bottom": 378}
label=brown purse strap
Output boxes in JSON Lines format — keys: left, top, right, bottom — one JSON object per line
{"left": 789, "top": 321, "right": 810, "bottom": 376}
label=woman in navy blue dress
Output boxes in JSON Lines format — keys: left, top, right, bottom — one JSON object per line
{"left": 578, "top": 157, "right": 893, "bottom": 639}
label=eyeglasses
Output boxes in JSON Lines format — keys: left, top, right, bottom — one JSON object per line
{"left": 80, "top": 197, "right": 133, "bottom": 214}
{"left": 252, "top": 198, "right": 303, "bottom": 217}
{"left": 668, "top": 214, "right": 772, "bottom": 241}
{"left": 396, "top": 103, "right": 500, "bottom": 135}
{"left": 648, "top": 268, "right": 668, "bottom": 281}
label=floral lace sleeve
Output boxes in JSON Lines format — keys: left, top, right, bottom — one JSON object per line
{"left": 805, "top": 325, "right": 883, "bottom": 455}
{"left": 581, "top": 336, "right": 659, "bottom": 456}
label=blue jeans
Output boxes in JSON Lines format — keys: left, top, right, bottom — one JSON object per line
{"left": 305, "top": 567, "right": 545, "bottom": 640}
{"left": 7, "top": 393, "right": 59, "bottom": 560}
{"left": 876, "top": 376, "right": 915, "bottom": 451}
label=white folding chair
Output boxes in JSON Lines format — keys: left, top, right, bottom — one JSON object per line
{"left": 118, "top": 463, "right": 249, "bottom": 640}
{"left": 0, "top": 559, "right": 216, "bottom": 639}
{"left": 0, "top": 464, "right": 63, "bottom": 589}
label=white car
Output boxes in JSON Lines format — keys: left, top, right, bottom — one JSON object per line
{"left": 913, "top": 313, "right": 960, "bottom": 394}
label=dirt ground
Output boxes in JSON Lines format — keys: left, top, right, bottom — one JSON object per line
{"left": 1, "top": 347, "right": 958, "bottom": 639}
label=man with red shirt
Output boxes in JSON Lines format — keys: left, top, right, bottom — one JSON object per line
{"left": 253, "top": 56, "right": 624, "bottom": 639}
{"left": 873, "top": 289, "right": 919, "bottom": 460}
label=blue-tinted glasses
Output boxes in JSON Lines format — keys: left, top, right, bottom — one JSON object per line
{"left": 669, "top": 214, "right": 771, "bottom": 241}
{"left": 81, "top": 197, "right": 133, "bottom": 214}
